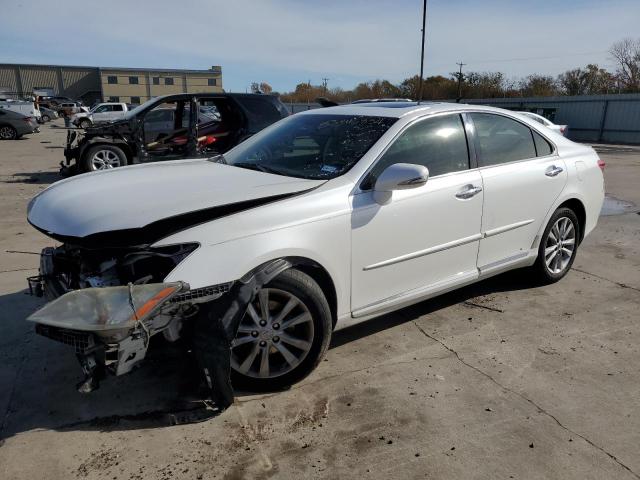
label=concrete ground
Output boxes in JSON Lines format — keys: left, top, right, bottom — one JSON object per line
{"left": 0, "top": 122, "right": 638, "bottom": 480}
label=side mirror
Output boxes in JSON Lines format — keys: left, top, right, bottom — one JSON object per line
{"left": 374, "top": 163, "right": 429, "bottom": 193}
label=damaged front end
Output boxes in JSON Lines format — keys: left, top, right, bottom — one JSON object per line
{"left": 26, "top": 243, "right": 290, "bottom": 410}
{"left": 26, "top": 243, "right": 230, "bottom": 392}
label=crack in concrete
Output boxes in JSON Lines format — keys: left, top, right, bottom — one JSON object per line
{"left": 573, "top": 267, "right": 640, "bottom": 293}
{"left": 0, "top": 267, "right": 37, "bottom": 274}
{"left": 463, "top": 300, "right": 504, "bottom": 313}
{"left": 410, "top": 320, "right": 640, "bottom": 480}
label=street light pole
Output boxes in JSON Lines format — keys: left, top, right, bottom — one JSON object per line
{"left": 417, "top": 0, "right": 427, "bottom": 104}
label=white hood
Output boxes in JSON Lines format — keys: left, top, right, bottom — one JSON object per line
{"left": 28, "top": 159, "right": 324, "bottom": 241}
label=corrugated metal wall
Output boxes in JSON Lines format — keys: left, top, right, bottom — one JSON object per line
{"left": 463, "top": 94, "right": 640, "bottom": 144}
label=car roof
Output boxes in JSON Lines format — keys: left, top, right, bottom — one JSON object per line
{"left": 297, "top": 101, "right": 513, "bottom": 119}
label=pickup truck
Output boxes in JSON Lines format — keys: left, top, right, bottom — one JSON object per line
{"left": 63, "top": 93, "right": 289, "bottom": 173}
{"left": 71, "top": 102, "right": 129, "bottom": 128}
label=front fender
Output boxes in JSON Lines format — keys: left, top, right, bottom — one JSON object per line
{"left": 160, "top": 214, "right": 351, "bottom": 318}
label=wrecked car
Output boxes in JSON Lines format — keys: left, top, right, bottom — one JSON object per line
{"left": 27, "top": 102, "right": 604, "bottom": 406}
{"left": 63, "top": 93, "right": 289, "bottom": 174}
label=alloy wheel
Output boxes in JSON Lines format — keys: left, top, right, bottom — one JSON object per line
{"left": 231, "top": 288, "right": 315, "bottom": 379}
{"left": 91, "top": 149, "right": 121, "bottom": 170}
{"left": 544, "top": 216, "right": 576, "bottom": 274}
{"left": 0, "top": 126, "right": 16, "bottom": 139}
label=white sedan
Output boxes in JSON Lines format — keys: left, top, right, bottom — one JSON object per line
{"left": 26, "top": 102, "right": 604, "bottom": 402}
{"left": 518, "top": 111, "right": 568, "bottom": 136}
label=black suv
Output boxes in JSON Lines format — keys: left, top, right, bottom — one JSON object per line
{"left": 63, "top": 93, "right": 289, "bottom": 174}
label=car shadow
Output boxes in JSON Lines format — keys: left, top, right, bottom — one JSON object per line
{"left": 2, "top": 171, "right": 61, "bottom": 184}
{"left": 0, "top": 269, "right": 537, "bottom": 439}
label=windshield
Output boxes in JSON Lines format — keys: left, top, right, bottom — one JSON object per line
{"left": 219, "top": 114, "right": 396, "bottom": 180}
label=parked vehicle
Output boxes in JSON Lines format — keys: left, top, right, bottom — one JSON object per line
{"left": 0, "top": 109, "right": 39, "bottom": 139}
{"left": 26, "top": 102, "right": 604, "bottom": 403}
{"left": 71, "top": 102, "right": 129, "bottom": 128}
{"left": 518, "top": 111, "right": 568, "bottom": 136}
{"left": 39, "top": 106, "right": 59, "bottom": 123}
{"left": 57, "top": 102, "right": 87, "bottom": 118}
{"left": 0, "top": 99, "right": 41, "bottom": 121}
{"left": 62, "top": 93, "right": 289, "bottom": 173}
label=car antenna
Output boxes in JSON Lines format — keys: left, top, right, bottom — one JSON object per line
{"left": 417, "top": 0, "right": 428, "bottom": 105}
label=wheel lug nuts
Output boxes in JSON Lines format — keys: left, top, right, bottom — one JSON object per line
{"left": 259, "top": 340, "right": 267, "bottom": 347}
{"left": 259, "top": 320, "right": 267, "bottom": 327}
{"left": 273, "top": 336, "right": 280, "bottom": 343}
{"left": 251, "top": 331, "right": 259, "bottom": 337}
{"left": 272, "top": 323, "right": 280, "bottom": 330}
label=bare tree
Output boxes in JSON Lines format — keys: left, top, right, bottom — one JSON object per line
{"left": 609, "top": 38, "right": 640, "bottom": 92}
{"left": 259, "top": 82, "right": 273, "bottom": 94}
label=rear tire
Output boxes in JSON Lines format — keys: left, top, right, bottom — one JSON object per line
{"left": 0, "top": 125, "right": 17, "bottom": 140}
{"left": 42, "top": 114, "right": 51, "bottom": 122}
{"left": 532, "top": 207, "right": 580, "bottom": 284}
{"left": 230, "top": 268, "right": 332, "bottom": 392}
{"left": 81, "top": 145, "right": 128, "bottom": 172}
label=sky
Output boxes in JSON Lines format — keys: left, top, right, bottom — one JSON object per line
{"left": 0, "top": 0, "right": 638, "bottom": 92}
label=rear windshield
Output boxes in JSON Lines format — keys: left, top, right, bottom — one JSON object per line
{"left": 234, "top": 96, "right": 286, "bottom": 131}
{"left": 219, "top": 114, "right": 397, "bottom": 180}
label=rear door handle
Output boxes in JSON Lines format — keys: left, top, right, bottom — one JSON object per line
{"left": 545, "top": 165, "right": 564, "bottom": 177}
{"left": 456, "top": 184, "right": 483, "bottom": 199}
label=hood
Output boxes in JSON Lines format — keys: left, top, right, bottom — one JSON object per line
{"left": 28, "top": 159, "right": 324, "bottom": 248}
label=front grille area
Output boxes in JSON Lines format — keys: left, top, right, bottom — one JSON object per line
{"left": 170, "top": 282, "right": 232, "bottom": 303}
{"left": 35, "top": 324, "right": 95, "bottom": 353}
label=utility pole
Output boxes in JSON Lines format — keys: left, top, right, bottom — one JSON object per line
{"left": 456, "top": 62, "right": 466, "bottom": 102}
{"left": 417, "top": 0, "right": 427, "bottom": 104}
{"left": 321, "top": 77, "right": 329, "bottom": 94}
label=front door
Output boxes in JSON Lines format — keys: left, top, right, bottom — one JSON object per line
{"left": 469, "top": 112, "right": 568, "bottom": 270}
{"left": 350, "top": 113, "right": 483, "bottom": 314}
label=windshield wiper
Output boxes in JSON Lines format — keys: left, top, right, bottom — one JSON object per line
{"left": 208, "top": 154, "right": 227, "bottom": 164}
{"left": 232, "top": 162, "right": 286, "bottom": 176}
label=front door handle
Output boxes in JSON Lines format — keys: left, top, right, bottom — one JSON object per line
{"left": 456, "top": 184, "right": 483, "bottom": 199}
{"left": 545, "top": 165, "right": 564, "bottom": 177}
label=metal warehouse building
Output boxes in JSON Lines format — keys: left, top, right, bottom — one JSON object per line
{"left": 0, "top": 63, "right": 223, "bottom": 106}
{"left": 463, "top": 94, "right": 640, "bottom": 144}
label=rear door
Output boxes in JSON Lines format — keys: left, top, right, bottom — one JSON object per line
{"left": 470, "top": 112, "right": 567, "bottom": 271}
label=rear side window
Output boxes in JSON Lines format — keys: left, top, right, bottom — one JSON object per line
{"left": 366, "top": 114, "right": 469, "bottom": 188}
{"left": 471, "top": 113, "right": 536, "bottom": 166}
{"left": 112, "top": 104, "right": 124, "bottom": 111}
{"left": 533, "top": 130, "right": 553, "bottom": 156}
{"left": 234, "top": 97, "right": 283, "bottom": 130}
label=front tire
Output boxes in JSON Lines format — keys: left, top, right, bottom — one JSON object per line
{"left": 532, "top": 207, "right": 580, "bottom": 283}
{"left": 79, "top": 119, "right": 92, "bottom": 129}
{"left": 82, "top": 145, "right": 128, "bottom": 172}
{"left": 230, "top": 268, "right": 332, "bottom": 392}
{"left": 42, "top": 114, "right": 51, "bottom": 122}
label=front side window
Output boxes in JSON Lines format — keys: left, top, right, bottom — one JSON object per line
{"left": 221, "top": 114, "right": 397, "bottom": 180}
{"left": 364, "top": 114, "right": 469, "bottom": 189}
{"left": 471, "top": 113, "right": 536, "bottom": 166}
{"left": 107, "top": 75, "right": 117, "bottom": 84}
{"left": 93, "top": 105, "right": 109, "bottom": 113}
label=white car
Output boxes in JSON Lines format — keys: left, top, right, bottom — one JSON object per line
{"left": 26, "top": 102, "right": 604, "bottom": 403}
{"left": 518, "top": 111, "right": 568, "bottom": 136}
{"left": 71, "top": 102, "right": 128, "bottom": 128}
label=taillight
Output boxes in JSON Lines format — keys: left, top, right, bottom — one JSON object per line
{"left": 597, "top": 158, "right": 605, "bottom": 171}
